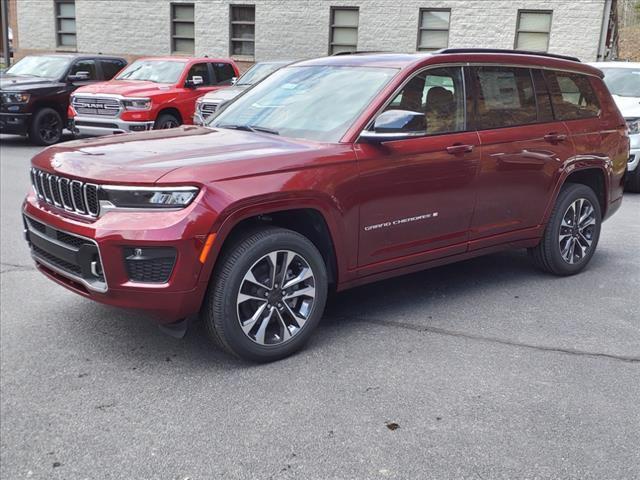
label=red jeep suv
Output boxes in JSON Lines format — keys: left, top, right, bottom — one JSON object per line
{"left": 69, "top": 57, "right": 238, "bottom": 136}
{"left": 23, "top": 49, "right": 628, "bottom": 362}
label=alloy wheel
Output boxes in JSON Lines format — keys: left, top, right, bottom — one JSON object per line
{"left": 236, "top": 250, "right": 316, "bottom": 346}
{"left": 558, "top": 198, "right": 596, "bottom": 264}
{"left": 39, "top": 113, "right": 61, "bottom": 143}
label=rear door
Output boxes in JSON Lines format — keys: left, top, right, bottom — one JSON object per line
{"left": 468, "top": 65, "right": 574, "bottom": 249}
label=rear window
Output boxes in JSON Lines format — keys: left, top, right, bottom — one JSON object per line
{"left": 100, "top": 59, "right": 126, "bottom": 80}
{"left": 473, "top": 66, "right": 537, "bottom": 129}
{"left": 544, "top": 71, "right": 601, "bottom": 120}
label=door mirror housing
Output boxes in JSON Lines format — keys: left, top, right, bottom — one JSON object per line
{"left": 231, "top": 76, "right": 238, "bottom": 85}
{"left": 68, "top": 71, "right": 90, "bottom": 82}
{"left": 360, "top": 109, "right": 426, "bottom": 143}
{"left": 185, "top": 75, "right": 204, "bottom": 88}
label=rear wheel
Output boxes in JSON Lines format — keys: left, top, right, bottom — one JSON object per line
{"left": 154, "top": 113, "right": 181, "bottom": 130}
{"left": 29, "top": 108, "right": 63, "bottom": 146}
{"left": 203, "top": 227, "right": 328, "bottom": 362}
{"left": 528, "top": 183, "right": 601, "bottom": 276}
{"left": 626, "top": 166, "right": 640, "bottom": 193}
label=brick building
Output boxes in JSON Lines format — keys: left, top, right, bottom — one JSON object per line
{"left": 13, "top": 0, "right": 618, "bottom": 66}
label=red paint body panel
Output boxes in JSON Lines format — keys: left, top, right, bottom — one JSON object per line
{"left": 23, "top": 52, "right": 628, "bottom": 323}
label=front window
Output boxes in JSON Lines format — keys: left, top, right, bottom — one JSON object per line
{"left": 236, "top": 62, "right": 286, "bottom": 86}
{"left": 209, "top": 65, "right": 398, "bottom": 143}
{"left": 599, "top": 68, "right": 640, "bottom": 98}
{"left": 4, "top": 55, "right": 72, "bottom": 79}
{"left": 115, "top": 60, "right": 186, "bottom": 84}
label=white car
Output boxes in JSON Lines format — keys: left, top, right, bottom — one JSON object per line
{"left": 591, "top": 62, "right": 640, "bottom": 192}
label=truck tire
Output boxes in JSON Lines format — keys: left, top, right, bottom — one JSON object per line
{"left": 154, "top": 113, "right": 181, "bottom": 129}
{"left": 626, "top": 167, "right": 640, "bottom": 193}
{"left": 203, "top": 227, "right": 328, "bottom": 362}
{"left": 528, "top": 183, "right": 601, "bottom": 276}
{"left": 29, "top": 108, "right": 63, "bottom": 146}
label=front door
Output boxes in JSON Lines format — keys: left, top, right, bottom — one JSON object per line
{"left": 356, "top": 66, "right": 480, "bottom": 273}
{"left": 176, "top": 63, "right": 221, "bottom": 123}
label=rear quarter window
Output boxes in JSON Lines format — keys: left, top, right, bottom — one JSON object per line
{"left": 544, "top": 71, "right": 601, "bottom": 120}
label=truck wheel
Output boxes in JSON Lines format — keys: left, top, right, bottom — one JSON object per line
{"left": 29, "top": 108, "right": 63, "bottom": 146}
{"left": 154, "top": 113, "right": 181, "bottom": 129}
{"left": 528, "top": 183, "right": 601, "bottom": 276}
{"left": 204, "top": 227, "right": 328, "bottom": 362}
{"left": 626, "top": 167, "right": 640, "bottom": 193}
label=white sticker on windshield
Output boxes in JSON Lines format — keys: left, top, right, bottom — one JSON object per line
{"left": 281, "top": 83, "right": 298, "bottom": 90}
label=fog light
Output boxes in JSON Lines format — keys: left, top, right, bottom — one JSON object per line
{"left": 124, "top": 247, "right": 177, "bottom": 283}
{"left": 129, "top": 124, "right": 147, "bottom": 132}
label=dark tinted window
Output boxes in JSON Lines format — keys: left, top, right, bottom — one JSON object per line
{"left": 386, "top": 67, "right": 466, "bottom": 135}
{"left": 531, "top": 69, "right": 554, "bottom": 122}
{"left": 544, "top": 71, "right": 601, "bottom": 120}
{"left": 214, "top": 63, "right": 236, "bottom": 84}
{"left": 69, "top": 59, "right": 97, "bottom": 80}
{"left": 474, "top": 66, "right": 537, "bottom": 129}
{"left": 100, "top": 59, "right": 126, "bottom": 80}
{"left": 186, "top": 63, "right": 213, "bottom": 86}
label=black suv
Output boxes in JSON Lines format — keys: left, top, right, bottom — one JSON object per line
{"left": 0, "top": 53, "right": 126, "bottom": 145}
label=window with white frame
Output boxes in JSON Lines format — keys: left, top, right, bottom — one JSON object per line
{"left": 171, "top": 3, "right": 195, "bottom": 54}
{"left": 330, "top": 7, "right": 359, "bottom": 54}
{"left": 55, "top": 0, "right": 76, "bottom": 48}
{"left": 230, "top": 5, "right": 256, "bottom": 58}
{"left": 417, "top": 9, "right": 450, "bottom": 51}
{"left": 515, "top": 10, "right": 552, "bottom": 52}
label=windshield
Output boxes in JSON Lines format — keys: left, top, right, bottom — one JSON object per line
{"left": 209, "top": 65, "right": 398, "bottom": 142}
{"left": 5, "top": 55, "right": 72, "bottom": 79}
{"left": 237, "top": 62, "right": 288, "bottom": 86}
{"left": 600, "top": 68, "right": 640, "bottom": 98}
{"left": 115, "top": 60, "right": 185, "bottom": 84}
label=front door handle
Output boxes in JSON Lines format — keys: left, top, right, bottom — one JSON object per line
{"left": 446, "top": 144, "right": 474, "bottom": 155}
{"left": 544, "top": 133, "right": 568, "bottom": 144}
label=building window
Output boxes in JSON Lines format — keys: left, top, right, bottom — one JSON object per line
{"left": 55, "top": 0, "right": 76, "bottom": 48}
{"left": 515, "top": 10, "right": 552, "bottom": 52}
{"left": 171, "top": 3, "right": 195, "bottom": 54}
{"left": 230, "top": 5, "right": 255, "bottom": 58}
{"left": 329, "top": 7, "right": 359, "bottom": 54}
{"left": 417, "top": 9, "right": 450, "bottom": 51}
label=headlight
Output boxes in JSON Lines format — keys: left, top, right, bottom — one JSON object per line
{"left": 122, "top": 98, "right": 152, "bottom": 111}
{"left": 1, "top": 92, "right": 30, "bottom": 104}
{"left": 627, "top": 118, "right": 640, "bottom": 135}
{"left": 100, "top": 186, "right": 199, "bottom": 209}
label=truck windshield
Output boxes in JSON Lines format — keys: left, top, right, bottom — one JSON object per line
{"left": 5, "top": 55, "right": 72, "bottom": 79}
{"left": 116, "top": 60, "right": 186, "bottom": 84}
{"left": 236, "top": 62, "right": 289, "bottom": 86}
{"left": 209, "top": 65, "right": 398, "bottom": 142}
{"left": 600, "top": 68, "right": 640, "bottom": 98}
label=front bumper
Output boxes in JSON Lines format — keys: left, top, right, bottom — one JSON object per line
{"left": 0, "top": 112, "right": 31, "bottom": 136}
{"left": 71, "top": 115, "right": 154, "bottom": 136}
{"left": 22, "top": 192, "right": 217, "bottom": 323}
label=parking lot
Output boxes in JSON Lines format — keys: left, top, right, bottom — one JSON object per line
{"left": 1, "top": 133, "right": 639, "bottom": 479}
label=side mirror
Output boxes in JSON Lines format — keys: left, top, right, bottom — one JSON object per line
{"left": 360, "top": 110, "right": 426, "bottom": 143}
{"left": 186, "top": 75, "right": 204, "bottom": 88}
{"left": 68, "top": 71, "right": 90, "bottom": 82}
{"left": 231, "top": 76, "right": 238, "bottom": 85}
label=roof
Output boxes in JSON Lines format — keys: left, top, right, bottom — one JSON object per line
{"left": 28, "top": 52, "right": 126, "bottom": 60}
{"left": 589, "top": 61, "right": 640, "bottom": 69}
{"left": 134, "top": 56, "right": 233, "bottom": 63}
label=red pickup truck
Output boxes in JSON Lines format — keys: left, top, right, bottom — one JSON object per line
{"left": 69, "top": 57, "right": 238, "bottom": 136}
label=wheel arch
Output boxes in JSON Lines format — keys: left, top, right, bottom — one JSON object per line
{"left": 155, "top": 107, "right": 183, "bottom": 125}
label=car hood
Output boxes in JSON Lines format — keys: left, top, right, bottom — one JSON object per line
{"left": 612, "top": 95, "right": 640, "bottom": 118}
{"left": 31, "top": 126, "right": 334, "bottom": 184}
{"left": 200, "top": 85, "right": 247, "bottom": 103}
{"left": 74, "top": 80, "right": 176, "bottom": 97}
{"left": 0, "top": 74, "right": 58, "bottom": 91}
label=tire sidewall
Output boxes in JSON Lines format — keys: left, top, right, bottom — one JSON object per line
{"left": 213, "top": 230, "right": 328, "bottom": 362}
{"left": 547, "top": 184, "right": 602, "bottom": 274}
{"left": 154, "top": 113, "right": 180, "bottom": 130}
{"left": 30, "top": 108, "right": 62, "bottom": 146}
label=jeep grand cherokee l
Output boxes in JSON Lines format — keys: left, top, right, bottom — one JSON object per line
{"left": 69, "top": 57, "right": 238, "bottom": 136}
{"left": 1, "top": 54, "right": 126, "bottom": 145}
{"left": 23, "top": 49, "right": 628, "bottom": 362}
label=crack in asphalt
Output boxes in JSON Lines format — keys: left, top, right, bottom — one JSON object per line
{"left": 0, "top": 262, "right": 34, "bottom": 274}
{"left": 335, "top": 315, "right": 640, "bottom": 364}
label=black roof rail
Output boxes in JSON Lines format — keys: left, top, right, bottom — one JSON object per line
{"left": 435, "top": 48, "right": 581, "bottom": 63}
{"left": 331, "top": 50, "right": 388, "bottom": 56}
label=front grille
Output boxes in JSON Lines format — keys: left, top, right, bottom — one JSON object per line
{"left": 31, "top": 168, "right": 100, "bottom": 217}
{"left": 199, "top": 102, "right": 219, "bottom": 117}
{"left": 32, "top": 244, "right": 82, "bottom": 275}
{"left": 72, "top": 96, "right": 121, "bottom": 117}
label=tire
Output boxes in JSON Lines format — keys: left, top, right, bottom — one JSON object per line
{"left": 528, "top": 183, "right": 601, "bottom": 276}
{"left": 203, "top": 227, "right": 328, "bottom": 362}
{"left": 154, "top": 113, "right": 181, "bottom": 130}
{"left": 29, "top": 108, "right": 63, "bottom": 146}
{"left": 626, "top": 166, "right": 640, "bottom": 193}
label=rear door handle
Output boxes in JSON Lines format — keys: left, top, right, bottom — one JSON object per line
{"left": 544, "top": 133, "right": 568, "bottom": 144}
{"left": 446, "top": 144, "right": 474, "bottom": 155}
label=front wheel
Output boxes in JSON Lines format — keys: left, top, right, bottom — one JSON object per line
{"left": 29, "top": 108, "right": 63, "bottom": 146}
{"left": 154, "top": 113, "right": 181, "bottom": 130}
{"left": 528, "top": 183, "right": 601, "bottom": 276}
{"left": 203, "top": 227, "right": 328, "bottom": 362}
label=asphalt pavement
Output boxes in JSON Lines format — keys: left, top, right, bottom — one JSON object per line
{"left": 1, "top": 133, "right": 639, "bottom": 480}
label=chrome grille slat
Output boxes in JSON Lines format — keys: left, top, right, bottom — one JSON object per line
{"left": 31, "top": 168, "right": 99, "bottom": 218}
{"left": 72, "top": 96, "right": 121, "bottom": 118}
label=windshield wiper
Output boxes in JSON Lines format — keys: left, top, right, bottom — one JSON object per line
{"left": 219, "top": 124, "right": 279, "bottom": 135}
